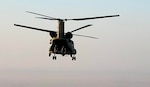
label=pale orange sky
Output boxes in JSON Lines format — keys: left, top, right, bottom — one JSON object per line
{"left": 0, "top": 0, "right": 150, "bottom": 87}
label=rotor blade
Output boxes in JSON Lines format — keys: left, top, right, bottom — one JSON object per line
{"left": 73, "top": 34, "right": 98, "bottom": 39}
{"left": 71, "top": 24, "right": 92, "bottom": 33}
{"left": 26, "top": 11, "right": 57, "bottom": 19}
{"left": 67, "top": 15, "right": 119, "bottom": 21}
{"left": 36, "top": 17, "right": 59, "bottom": 20}
{"left": 14, "top": 24, "right": 56, "bottom": 33}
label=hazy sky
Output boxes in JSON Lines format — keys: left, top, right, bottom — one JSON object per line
{"left": 0, "top": 0, "right": 150, "bottom": 87}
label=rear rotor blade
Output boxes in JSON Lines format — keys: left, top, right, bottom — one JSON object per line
{"left": 36, "top": 17, "right": 60, "bottom": 20}
{"left": 71, "top": 24, "right": 92, "bottom": 33}
{"left": 73, "top": 34, "right": 98, "bottom": 39}
{"left": 14, "top": 24, "right": 56, "bottom": 33}
{"left": 26, "top": 11, "right": 57, "bottom": 19}
{"left": 67, "top": 15, "right": 119, "bottom": 21}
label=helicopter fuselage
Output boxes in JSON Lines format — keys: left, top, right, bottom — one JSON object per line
{"left": 49, "top": 38, "right": 76, "bottom": 56}
{"left": 49, "top": 20, "right": 76, "bottom": 58}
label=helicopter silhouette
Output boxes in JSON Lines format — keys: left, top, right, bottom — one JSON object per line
{"left": 14, "top": 11, "right": 119, "bottom": 60}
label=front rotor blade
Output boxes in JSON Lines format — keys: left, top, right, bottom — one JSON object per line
{"left": 71, "top": 24, "right": 92, "bottom": 33}
{"left": 73, "top": 34, "right": 98, "bottom": 39}
{"left": 68, "top": 15, "right": 119, "bottom": 21}
{"left": 14, "top": 24, "right": 56, "bottom": 33}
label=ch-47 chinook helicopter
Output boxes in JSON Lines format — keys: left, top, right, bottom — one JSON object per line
{"left": 14, "top": 11, "right": 119, "bottom": 60}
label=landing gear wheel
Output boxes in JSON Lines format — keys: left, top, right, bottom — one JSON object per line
{"left": 72, "top": 57, "right": 76, "bottom": 61}
{"left": 49, "top": 53, "right": 51, "bottom": 57}
{"left": 53, "top": 56, "right": 56, "bottom": 60}
{"left": 70, "top": 54, "right": 73, "bottom": 57}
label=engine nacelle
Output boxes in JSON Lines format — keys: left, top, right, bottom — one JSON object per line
{"left": 49, "top": 32, "right": 57, "bottom": 38}
{"left": 65, "top": 32, "right": 73, "bottom": 39}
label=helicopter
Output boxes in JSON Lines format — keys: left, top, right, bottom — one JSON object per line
{"left": 14, "top": 11, "right": 119, "bottom": 60}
